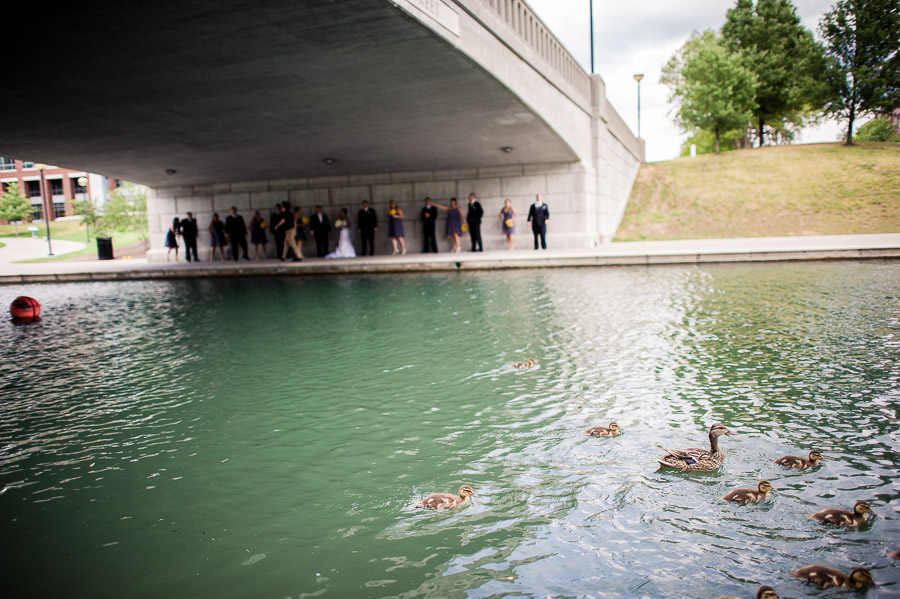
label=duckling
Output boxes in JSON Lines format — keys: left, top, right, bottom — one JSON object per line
{"left": 716, "top": 585, "right": 778, "bottom": 599}
{"left": 722, "top": 480, "right": 774, "bottom": 504}
{"left": 416, "top": 485, "right": 475, "bottom": 509}
{"left": 584, "top": 422, "right": 621, "bottom": 437}
{"left": 657, "top": 423, "right": 734, "bottom": 471}
{"left": 790, "top": 565, "right": 873, "bottom": 589}
{"left": 510, "top": 357, "right": 536, "bottom": 369}
{"left": 809, "top": 500, "right": 873, "bottom": 526}
{"left": 773, "top": 450, "right": 822, "bottom": 469}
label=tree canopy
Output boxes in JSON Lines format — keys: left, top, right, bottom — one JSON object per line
{"left": 0, "top": 182, "right": 33, "bottom": 234}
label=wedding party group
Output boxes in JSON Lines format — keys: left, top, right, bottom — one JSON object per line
{"left": 162, "top": 193, "right": 551, "bottom": 262}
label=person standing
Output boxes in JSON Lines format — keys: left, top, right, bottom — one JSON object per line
{"left": 387, "top": 200, "right": 406, "bottom": 255}
{"left": 466, "top": 192, "right": 484, "bottom": 252}
{"left": 421, "top": 197, "right": 438, "bottom": 253}
{"left": 250, "top": 210, "right": 268, "bottom": 260}
{"left": 180, "top": 211, "right": 199, "bottom": 262}
{"left": 225, "top": 206, "right": 250, "bottom": 261}
{"left": 271, "top": 203, "right": 286, "bottom": 260}
{"left": 208, "top": 213, "right": 227, "bottom": 261}
{"left": 278, "top": 201, "right": 303, "bottom": 262}
{"left": 293, "top": 207, "right": 307, "bottom": 260}
{"left": 527, "top": 193, "right": 550, "bottom": 250}
{"left": 357, "top": 200, "right": 377, "bottom": 256}
{"left": 309, "top": 205, "right": 332, "bottom": 258}
{"left": 499, "top": 198, "right": 517, "bottom": 250}
{"left": 433, "top": 197, "right": 463, "bottom": 253}
{"left": 165, "top": 217, "right": 180, "bottom": 262}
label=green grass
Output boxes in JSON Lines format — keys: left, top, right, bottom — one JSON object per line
{"left": 615, "top": 142, "right": 900, "bottom": 241}
{"left": 1, "top": 219, "right": 146, "bottom": 262}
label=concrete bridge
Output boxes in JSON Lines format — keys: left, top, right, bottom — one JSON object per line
{"left": 2, "top": 0, "right": 643, "bottom": 258}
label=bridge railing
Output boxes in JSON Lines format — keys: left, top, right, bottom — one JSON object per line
{"left": 457, "top": 0, "right": 592, "bottom": 109}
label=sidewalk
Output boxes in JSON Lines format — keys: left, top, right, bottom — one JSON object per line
{"left": 0, "top": 236, "right": 86, "bottom": 266}
{"left": 1, "top": 233, "right": 898, "bottom": 285}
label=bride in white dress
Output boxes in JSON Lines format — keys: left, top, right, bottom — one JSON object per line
{"left": 326, "top": 208, "right": 357, "bottom": 259}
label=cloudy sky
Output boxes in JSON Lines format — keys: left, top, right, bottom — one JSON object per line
{"left": 524, "top": 0, "right": 845, "bottom": 162}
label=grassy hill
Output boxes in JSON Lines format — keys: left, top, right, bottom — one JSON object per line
{"left": 614, "top": 142, "right": 900, "bottom": 241}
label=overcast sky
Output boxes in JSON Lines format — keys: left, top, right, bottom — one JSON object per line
{"left": 524, "top": 0, "right": 845, "bottom": 162}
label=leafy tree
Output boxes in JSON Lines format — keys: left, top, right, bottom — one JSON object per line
{"left": 0, "top": 182, "right": 33, "bottom": 235}
{"left": 662, "top": 31, "right": 758, "bottom": 154}
{"left": 721, "top": 0, "right": 827, "bottom": 147}
{"left": 72, "top": 198, "right": 101, "bottom": 242}
{"left": 854, "top": 115, "right": 900, "bottom": 142}
{"left": 96, "top": 183, "right": 150, "bottom": 245}
{"left": 819, "top": 0, "right": 900, "bottom": 145}
{"left": 680, "top": 128, "right": 749, "bottom": 156}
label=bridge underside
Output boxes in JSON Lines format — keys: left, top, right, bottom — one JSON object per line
{"left": 2, "top": 0, "right": 576, "bottom": 187}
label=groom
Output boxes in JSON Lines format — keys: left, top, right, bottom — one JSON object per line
{"left": 357, "top": 200, "right": 377, "bottom": 256}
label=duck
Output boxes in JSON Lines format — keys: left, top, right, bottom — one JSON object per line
{"left": 773, "top": 450, "right": 823, "bottom": 469}
{"left": 584, "top": 422, "right": 621, "bottom": 437}
{"left": 789, "top": 565, "right": 873, "bottom": 589}
{"left": 657, "top": 423, "right": 734, "bottom": 471}
{"left": 809, "top": 500, "right": 873, "bottom": 526}
{"left": 510, "top": 357, "right": 536, "bottom": 369}
{"left": 716, "top": 585, "right": 778, "bottom": 599}
{"left": 722, "top": 480, "right": 774, "bottom": 504}
{"left": 416, "top": 485, "right": 475, "bottom": 509}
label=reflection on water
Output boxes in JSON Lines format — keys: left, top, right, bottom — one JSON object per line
{"left": 1, "top": 263, "right": 898, "bottom": 598}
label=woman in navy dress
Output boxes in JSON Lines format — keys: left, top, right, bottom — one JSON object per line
{"left": 164, "top": 217, "right": 180, "bottom": 262}
{"left": 499, "top": 198, "right": 517, "bottom": 250}
{"left": 250, "top": 210, "right": 268, "bottom": 260}
{"left": 434, "top": 197, "right": 463, "bottom": 253}
{"left": 293, "top": 207, "right": 307, "bottom": 259}
{"left": 387, "top": 200, "right": 406, "bottom": 255}
{"left": 208, "top": 213, "right": 227, "bottom": 261}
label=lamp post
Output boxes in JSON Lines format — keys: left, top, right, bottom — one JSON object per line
{"left": 589, "top": 0, "right": 594, "bottom": 74}
{"left": 35, "top": 163, "right": 53, "bottom": 256}
{"left": 77, "top": 176, "right": 90, "bottom": 242}
{"left": 633, "top": 73, "right": 644, "bottom": 138}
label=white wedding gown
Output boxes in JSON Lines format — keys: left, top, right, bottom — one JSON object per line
{"left": 326, "top": 225, "right": 357, "bottom": 259}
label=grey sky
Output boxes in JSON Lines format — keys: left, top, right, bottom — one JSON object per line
{"left": 525, "top": 0, "right": 842, "bottom": 162}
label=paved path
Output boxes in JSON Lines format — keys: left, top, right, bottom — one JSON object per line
{"left": 0, "top": 233, "right": 898, "bottom": 285}
{"left": 0, "top": 236, "right": 86, "bottom": 265}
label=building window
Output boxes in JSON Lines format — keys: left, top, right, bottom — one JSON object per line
{"left": 54, "top": 202, "right": 66, "bottom": 218}
{"left": 31, "top": 203, "right": 43, "bottom": 220}
{"left": 74, "top": 180, "right": 88, "bottom": 200}
{"left": 21, "top": 161, "right": 34, "bottom": 169}
{"left": 0, "top": 157, "right": 15, "bottom": 171}
{"left": 50, "top": 179, "right": 63, "bottom": 197}
{"left": 26, "top": 180, "right": 42, "bottom": 198}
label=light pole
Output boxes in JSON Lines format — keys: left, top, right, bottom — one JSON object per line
{"left": 77, "top": 176, "right": 90, "bottom": 242}
{"left": 589, "top": 0, "right": 594, "bottom": 74}
{"left": 633, "top": 73, "right": 644, "bottom": 138}
{"left": 35, "top": 163, "right": 53, "bottom": 256}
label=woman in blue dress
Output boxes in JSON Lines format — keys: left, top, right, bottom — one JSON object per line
{"left": 387, "top": 200, "right": 406, "bottom": 255}
{"left": 208, "top": 213, "right": 227, "bottom": 261}
{"left": 164, "top": 217, "right": 180, "bottom": 262}
{"left": 499, "top": 198, "right": 517, "bottom": 250}
{"left": 434, "top": 197, "right": 463, "bottom": 253}
{"left": 250, "top": 210, "right": 268, "bottom": 260}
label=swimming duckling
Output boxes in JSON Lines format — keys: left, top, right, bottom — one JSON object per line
{"left": 416, "top": 485, "right": 475, "bottom": 509}
{"left": 657, "top": 423, "right": 734, "bottom": 471}
{"left": 510, "top": 357, "right": 536, "bottom": 369}
{"left": 584, "top": 422, "right": 620, "bottom": 437}
{"left": 809, "top": 500, "right": 873, "bottom": 526}
{"left": 773, "top": 450, "right": 822, "bottom": 469}
{"left": 722, "top": 480, "right": 774, "bottom": 504}
{"left": 790, "top": 565, "right": 873, "bottom": 589}
{"left": 716, "top": 585, "right": 778, "bottom": 599}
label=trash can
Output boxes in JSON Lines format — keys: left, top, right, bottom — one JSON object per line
{"left": 96, "top": 237, "right": 114, "bottom": 260}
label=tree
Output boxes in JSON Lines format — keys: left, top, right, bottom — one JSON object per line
{"left": 95, "top": 183, "right": 150, "bottom": 245}
{"left": 721, "top": 0, "right": 827, "bottom": 147}
{"left": 72, "top": 198, "right": 101, "bottom": 242}
{"left": 819, "top": 0, "right": 900, "bottom": 145}
{"left": 662, "top": 31, "right": 758, "bottom": 154}
{"left": 0, "top": 182, "right": 33, "bottom": 235}
{"left": 854, "top": 115, "right": 900, "bottom": 142}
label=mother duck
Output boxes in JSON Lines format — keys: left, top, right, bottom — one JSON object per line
{"left": 657, "top": 423, "right": 735, "bottom": 471}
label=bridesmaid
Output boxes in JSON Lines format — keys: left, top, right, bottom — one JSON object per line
{"left": 434, "top": 197, "right": 463, "bottom": 253}
{"left": 387, "top": 200, "right": 406, "bottom": 255}
{"left": 249, "top": 210, "right": 268, "bottom": 260}
{"left": 499, "top": 198, "right": 516, "bottom": 250}
{"left": 164, "top": 217, "right": 180, "bottom": 262}
{"left": 293, "top": 206, "right": 307, "bottom": 260}
{"left": 208, "top": 213, "right": 227, "bottom": 261}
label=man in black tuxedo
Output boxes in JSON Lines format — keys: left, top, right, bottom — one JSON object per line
{"left": 527, "top": 193, "right": 550, "bottom": 250}
{"left": 271, "top": 203, "right": 286, "bottom": 259}
{"left": 309, "top": 205, "right": 332, "bottom": 257}
{"left": 421, "top": 197, "right": 438, "bottom": 253}
{"left": 224, "top": 206, "right": 250, "bottom": 261}
{"left": 357, "top": 200, "right": 377, "bottom": 256}
{"left": 179, "top": 211, "right": 199, "bottom": 262}
{"left": 466, "top": 192, "right": 484, "bottom": 251}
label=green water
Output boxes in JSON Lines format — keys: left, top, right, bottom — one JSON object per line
{"left": 1, "top": 263, "right": 899, "bottom": 598}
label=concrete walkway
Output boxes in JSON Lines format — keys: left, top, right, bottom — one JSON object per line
{"left": 0, "top": 233, "right": 898, "bottom": 285}
{"left": 0, "top": 236, "right": 86, "bottom": 266}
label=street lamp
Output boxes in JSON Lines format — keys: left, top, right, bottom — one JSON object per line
{"left": 633, "top": 73, "right": 644, "bottom": 138}
{"left": 77, "top": 176, "right": 90, "bottom": 242}
{"left": 34, "top": 163, "right": 53, "bottom": 256}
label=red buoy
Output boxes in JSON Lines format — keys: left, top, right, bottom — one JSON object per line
{"left": 10, "top": 296, "right": 41, "bottom": 320}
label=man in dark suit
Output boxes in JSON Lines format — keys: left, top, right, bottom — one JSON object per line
{"left": 309, "top": 205, "right": 332, "bottom": 257}
{"left": 466, "top": 192, "right": 484, "bottom": 251}
{"left": 224, "top": 206, "right": 250, "bottom": 261}
{"left": 271, "top": 203, "right": 286, "bottom": 259}
{"left": 527, "top": 193, "right": 550, "bottom": 250}
{"left": 357, "top": 200, "right": 377, "bottom": 256}
{"left": 421, "top": 197, "right": 438, "bottom": 253}
{"left": 179, "top": 211, "right": 199, "bottom": 262}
